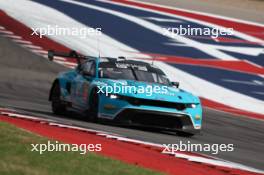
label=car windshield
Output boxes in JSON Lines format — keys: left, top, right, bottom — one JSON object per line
{"left": 99, "top": 67, "right": 170, "bottom": 85}
{"left": 134, "top": 70, "right": 170, "bottom": 85}
{"left": 99, "top": 68, "right": 135, "bottom": 80}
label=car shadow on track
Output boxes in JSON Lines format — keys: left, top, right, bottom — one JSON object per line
{"left": 12, "top": 107, "right": 199, "bottom": 138}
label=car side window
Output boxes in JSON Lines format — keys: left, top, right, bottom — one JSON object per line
{"left": 80, "top": 60, "right": 96, "bottom": 77}
{"left": 90, "top": 62, "right": 96, "bottom": 77}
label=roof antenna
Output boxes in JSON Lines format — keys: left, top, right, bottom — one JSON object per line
{"left": 97, "top": 31, "right": 101, "bottom": 58}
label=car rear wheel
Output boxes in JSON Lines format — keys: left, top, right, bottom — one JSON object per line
{"left": 51, "top": 82, "right": 66, "bottom": 115}
{"left": 88, "top": 88, "right": 99, "bottom": 122}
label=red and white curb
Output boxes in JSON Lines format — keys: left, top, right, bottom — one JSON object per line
{"left": 0, "top": 108, "right": 263, "bottom": 174}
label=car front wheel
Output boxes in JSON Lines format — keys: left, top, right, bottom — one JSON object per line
{"left": 50, "top": 82, "right": 66, "bottom": 115}
{"left": 88, "top": 88, "right": 99, "bottom": 122}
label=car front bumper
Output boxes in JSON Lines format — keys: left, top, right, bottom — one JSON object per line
{"left": 98, "top": 94, "right": 202, "bottom": 133}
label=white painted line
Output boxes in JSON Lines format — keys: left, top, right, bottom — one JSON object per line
{"left": 258, "top": 74, "right": 264, "bottom": 78}
{"left": 221, "top": 79, "right": 263, "bottom": 86}
{"left": 63, "top": 65, "right": 77, "bottom": 69}
{"left": 54, "top": 56, "right": 66, "bottom": 61}
{"left": 31, "top": 49, "right": 48, "bottom": 54}
{"left": 163, "top": 42, "right": 190, "bottom": 47}
{"left": 108, "top": 135, "right": 163, "bottom": 148}
{"left": 12, "top": 39, "right": 32, "bottom": 44}
{"left": 67, "top": 65, "right": 76, "bottom": 69}
{"left": 142, "top": 17, "right": 183, "bottom": 23}
{"left": 64, "top": 62, "right": 77, "bottom": 66}
{"left": 244, "top": 60, "right": 263, "bottom": 68}
{"left": 251, "top": 91, "right": 264, "bottom": 95}
{"left": 30, "top": 50, "right": 44, "bottom": 56}
{"left": 54, "top": 60, "right": 77, "bottom": 66}
{"left": 0, "top": 111, "right": 54, "bottom": 122}
{"left": 174, "top": 153, "right": 264, "bottom": 174}
{"left": 0, "top": 30, "right": 13, "bottom": 34}
{"left": 49, "top": 122, "right": 72, "bottom": 128}
{"left": 203, "top": 45, "right": 264, "bottom": 57}
{"left": 60, "top": 125, "right": 104, "bottom": 133}
{"left": 21, "top": 44, "right": 42, "bottom": 50}
{"left": 2, "top": 34, "right": 22, "bottom": 39}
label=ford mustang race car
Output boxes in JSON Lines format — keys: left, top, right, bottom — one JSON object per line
{"left": 48, "top": 50, "right": 202, "bottom": 136}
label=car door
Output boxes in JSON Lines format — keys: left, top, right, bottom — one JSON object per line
{"left": 71, "top": 60, "right": 96, "bottom": 110}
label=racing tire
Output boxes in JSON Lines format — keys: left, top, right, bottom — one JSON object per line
{"left": 51, "top": 82, "right": 66, "bottom": 115}
{"left": 88, "top": 88, "right": 99, "bottom": 122}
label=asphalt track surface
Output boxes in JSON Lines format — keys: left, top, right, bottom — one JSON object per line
{"left": 0, "top": 35, "right": 264, "bottom": 170}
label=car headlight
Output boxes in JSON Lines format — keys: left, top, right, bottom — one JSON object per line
{"left": 109, "top": 94, "right": 118, "bottom": 99}
{"left": 190, "top": 104, "right": 196, "bottom": 108}
{"left": 186, "top": 103, "right": 197, "bottom": 108}
{"left": 105, "top": 93, "right": 119, "bottom": 99}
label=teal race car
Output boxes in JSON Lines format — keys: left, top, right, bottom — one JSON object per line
{"left": 48, "top": 50, "right": 202, "bottom": 136}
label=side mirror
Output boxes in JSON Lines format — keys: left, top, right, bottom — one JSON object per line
{"left": 171, "top": 81, "right": 179, "bottom": 88}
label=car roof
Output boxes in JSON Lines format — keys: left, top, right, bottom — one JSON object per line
{"left": 98, "top": 57, "right": 165, "bottom": 75}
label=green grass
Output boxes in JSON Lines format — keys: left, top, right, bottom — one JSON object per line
{"left": 0, "top": 122, "right": 163, "bottom": 175}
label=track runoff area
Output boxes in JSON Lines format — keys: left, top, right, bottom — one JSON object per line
{"left": 0, "top": 0, "right": 264, "bottom": 175}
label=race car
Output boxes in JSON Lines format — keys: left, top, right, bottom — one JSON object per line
{"left": 48, "top": 50, "right": 202, "bottom": 136}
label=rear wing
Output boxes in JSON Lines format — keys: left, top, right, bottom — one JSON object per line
{"left": 48, "top": 50, "right": 94, "bottom": 65}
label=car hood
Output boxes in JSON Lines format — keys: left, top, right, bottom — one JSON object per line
{"left": 96, "top": 79, "right": 200, "bottom": 104}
